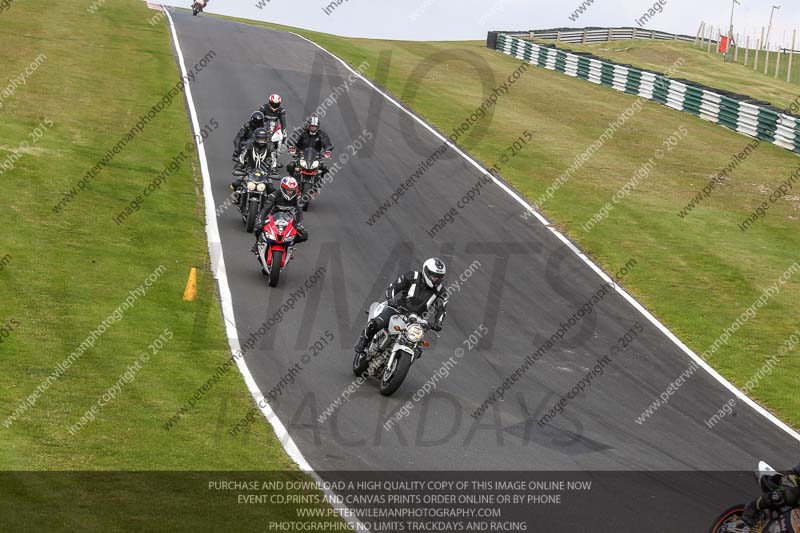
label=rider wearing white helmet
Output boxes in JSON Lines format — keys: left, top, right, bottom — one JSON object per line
{"left": 354, "top": 258, "right": 448, "bottom": 355}
{"left": 741, "top": 462, "right": 800, "bottom": 527}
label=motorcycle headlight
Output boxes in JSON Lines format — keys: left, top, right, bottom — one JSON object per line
{"left": 256, "top": 183, "right": 267, "bottom": 192}
{"left": 311, "top": 160, "right": 320, "bottom": 169}
{"left": 246, "top": 181, "right": 256, "bottom": 191}
{"left": 405, "top": 324, "right": 424, "bottom": 343}
{"left": 299, "top": 159, "right": 307, "bottom": 169}
{"left": 263, "top": 230, "right": 277, "bottom": 241}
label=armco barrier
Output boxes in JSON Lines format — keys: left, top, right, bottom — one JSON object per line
{"left": 530, "top": 27, "right": 702, "bottom": 45}
{"left": 488, "top": 32, "right": 800, "bottom": 155}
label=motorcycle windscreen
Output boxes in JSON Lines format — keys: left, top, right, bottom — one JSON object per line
{"left": 387, "top": 315, "right": 407, "bottom": 333}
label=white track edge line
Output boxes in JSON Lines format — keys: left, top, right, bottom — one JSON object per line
{"left": 164, "top": 11, "right": 369, "bottom": 532}
{"left": 290, "top": 32, "right": 800, "bottom": 444}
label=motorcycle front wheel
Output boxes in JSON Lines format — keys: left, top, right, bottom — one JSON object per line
{"left": 379, "top": 351, "right": 412, "bottom": 396}
{"left": 268, "top": 250, "right": 283, "bottom": 287}
{"left": 245, "top": 199, "right": 259, "bottom": 233}
{"left": 300, "top": 181, "right": 311, "bottom": 211}
{"left": 708, "top": 504, "right": 763, "bottom": 533}
{"left": 352, "top": 351, "right": 369, "bottom": 377}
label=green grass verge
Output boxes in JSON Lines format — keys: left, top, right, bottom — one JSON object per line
{"left": 220, "top": 15, "right": 800, "bottom": 430}
{"left": 0, "top": 0, "right": 299, "bottom": 472}
{"left": 528, "top": 38, "right": 800, "bottom": 109}
{"left": 0, "top": 2, "right": 344, "bottom": 527}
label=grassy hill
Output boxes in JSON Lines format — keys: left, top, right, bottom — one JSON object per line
{"left": 529, "top": 38, "right": 800, "bottom": 109}
{"left": 221, "top": 15, "right": 800, "bottom": 431}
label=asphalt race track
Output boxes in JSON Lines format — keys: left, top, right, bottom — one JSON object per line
{"left": 169, "top": 10, "right": 798, "bottom": 531}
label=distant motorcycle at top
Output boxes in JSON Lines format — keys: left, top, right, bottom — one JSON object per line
{"left": 192, "top": 0, "right": 206, "bottom": 16}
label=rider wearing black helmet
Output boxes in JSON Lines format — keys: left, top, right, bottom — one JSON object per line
{"left": 354, "top": 258, "right": 448, "bottom": 356}
{"left": 233, "top": 111, "right": 266, "bottom": 160}
{"left": 287, "top": 116, "right": 334, "bottom": 177}
{"left": 741, "top": 462, "right": 800, "bottom": 527}
{"left": 238, "top": 128, "right": 272, "bottom": 171}
{"left": 231, "top": 127, "right": 273, "bottom": 193}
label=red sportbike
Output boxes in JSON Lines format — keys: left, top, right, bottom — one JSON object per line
{"left": 256, "top": 211, "right": 297, "bottom": 287}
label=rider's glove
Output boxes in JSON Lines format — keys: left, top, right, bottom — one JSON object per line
{"left": 387, "top": 298, "right": 400, "bottom": 309}
{"left": 431, "top": 324, "right": 442, "bottom": 332}
{"left": 324, "top": 151, "right": 332, "bottom": 159}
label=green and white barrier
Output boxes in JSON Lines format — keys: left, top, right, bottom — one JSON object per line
{"left": 488, "top": 32, "right": 800, "bottom": 154}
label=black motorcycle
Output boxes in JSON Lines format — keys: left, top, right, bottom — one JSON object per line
{"left": 233, "top": 168, "right": 272, "bottom": 233}
{"left": 709, "top": 461, "right": 800, "bottom": 533}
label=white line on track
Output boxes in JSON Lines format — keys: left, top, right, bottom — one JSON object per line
{"left": 290, "top": 32, "right": 800, "bottom": 445}
{"left": 164, "top": 9, "right": 369, "bottom": 532}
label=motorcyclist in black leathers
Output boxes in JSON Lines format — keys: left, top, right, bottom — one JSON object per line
{"left": 251, "top": 176, "right": 308, "bottom": 253}
{"left": 287, "top": 116, "right": 333, "bottom": 177}
{"left": 741, "top": 463, "right": 800, "bottom": 527}
{"left": 232, "top": 111, "right": 266, "bottom": 160}
{"left": 354, "top": 258, "right": 448, "bottom": 355}
{"left": 258, "top": 93, "right": 288, "bottom": 136}
{"left": 231, "top": 127, "right": 273, "bottom": 193}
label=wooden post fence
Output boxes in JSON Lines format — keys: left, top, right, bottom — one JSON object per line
{"left": 745, "top": 35, "right": 750, "bottom": 65}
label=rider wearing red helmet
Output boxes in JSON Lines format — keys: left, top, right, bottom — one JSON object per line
{"left": 252, "top": 176, "right": 308, "bottom": 253}
{"left": 258, "top": 93, "right": 288, "bottom": 134}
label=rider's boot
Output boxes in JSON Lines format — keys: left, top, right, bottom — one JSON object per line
{"left": 354, "top": 335, "right": 369, "bottom": 354}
